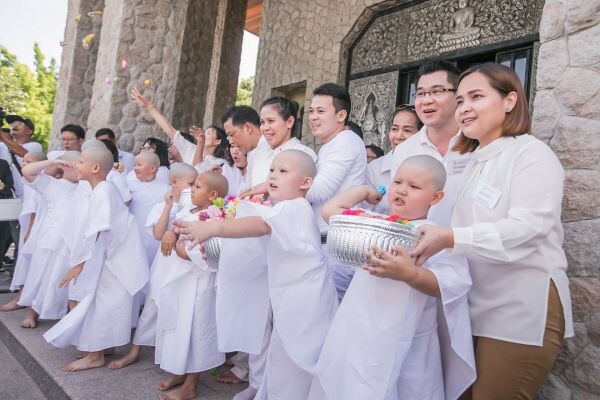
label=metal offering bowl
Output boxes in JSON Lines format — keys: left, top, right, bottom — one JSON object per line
{"left": 204, "top": 237, "right": 222, "bottom": 269}
{"left": 326, "top": 214, "right": 419, "bottom": 269}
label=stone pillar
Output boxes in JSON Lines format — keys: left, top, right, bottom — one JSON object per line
{"left": 85, "top": 0, "right": 245, "bottom": 153}
{"left": 533, "top": 0, "right": 600, "bottom": 398}
{"left": 202, "top": 0, "right": 247, "bottom": 127}
{"left": 50, "top": 0, "right": 105, "bottom": 149}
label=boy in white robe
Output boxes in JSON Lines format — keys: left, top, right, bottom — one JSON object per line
{"left": 175, "top": 150, "right": 339, "bottom": 400}
{"left": 1, "top": 152, "right": 47, "bottom": 312}
{"left": 43, "top": 147, "right": 149, "bottom": 372}
{"left": 107, "top": 162, "right": 198, "bottom": 370}
{"left": 17, "top": 151, "right": 81, "bottom": 328}
{"left": 128, "top": 152, "right": 170, "bottom": 264}
{"left": 151, "top": 171, "right": 227, "bottom": 400}
{"left": 309, "top": 155, "right": 476, "bottom": 400}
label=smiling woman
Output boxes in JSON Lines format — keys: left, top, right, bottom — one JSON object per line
{"left": 411, "top": 63, "right": 573, "bottom": 399}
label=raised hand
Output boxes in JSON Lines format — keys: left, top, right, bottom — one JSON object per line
{"left": 190, "top": 125, "right": 205, "bottom": 146}
{"left": 131, "top": 87, "right": 154, "bottom": 109}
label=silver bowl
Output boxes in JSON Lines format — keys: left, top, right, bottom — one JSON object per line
{"left": 326, "top": 214, "right": 419, "bottom": 269}
{"left": 204, "top": 237, "right": 222, "bottom": 269}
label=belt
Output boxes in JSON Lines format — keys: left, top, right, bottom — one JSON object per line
{"left": 321, "top": 234, "right": 328, "bottom": 244}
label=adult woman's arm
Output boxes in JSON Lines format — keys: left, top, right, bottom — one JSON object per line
{"left": 131, "top": 88, "right": 176, "bottom": 139}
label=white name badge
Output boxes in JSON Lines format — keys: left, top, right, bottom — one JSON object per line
{"left": 449, "top": 157, "right": 472, "bottom": 175}
{"left": 472, "top": 182, "right": 501, "bottom": 210}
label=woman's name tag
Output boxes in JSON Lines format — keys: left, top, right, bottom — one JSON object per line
{"left": 472, "top": 182, "right": 501, "bottom": 210}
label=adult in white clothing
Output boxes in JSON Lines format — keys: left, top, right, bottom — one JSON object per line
{"left": 411, "top": 63, "right": 573, "bottom": 399}
{"left": 94, "top": 128, "right": 135, "bottom": 174}
{"left": 47, "top": 124, "right": 85, "bottom": 160}
{"left": 305, "top": 83, "right": 367, "bottom": 301}
{"left": 367, "top": 105, "right": 421, "bottom": 213}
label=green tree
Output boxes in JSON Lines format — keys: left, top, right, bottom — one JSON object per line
{"left": 235, "top": 76, "right": 254, "bottom": 106}
{"left": 0, "top": 43, "right": 57, "bottom": 150}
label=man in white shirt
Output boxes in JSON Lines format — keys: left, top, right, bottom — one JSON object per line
{"left": 0, "top": 115, "right": 43, "bottom": 198}
{"left": 94, "top": 128, "right": 135, "bottom": 174}
{"left": 47, "top": 124, "right": 85, "bottom": 160}
{"left": 306, "top": 83, "right": 367, "bottom": 301}
{"left": 391, "top": 59, "right": 472, "bottom": 227}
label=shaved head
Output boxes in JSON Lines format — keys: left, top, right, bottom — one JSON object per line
{"left": 60, "top": 150, "right": 81, "bottom": 164}
{"left": 170, "top": 162, "right": 197, "bottom": 181}
{"left": 135, "top": 151, "right": 160, "bottom": 167}
{"left": 199, "top": 171, "right": 229, "bottom": 198}
{"left": 25, "top": 152, "right": 47, "bottom": 162}
{"left": 400, "top": 155, "right": 447, "bottom": 191}
{"left": 83, "top": 147, "right": 114, "bottom": 174}
{"left": 275, "top": 150, "right": 317, "bottom": 178}
{"left": 81, "top": 139, "right": 105, "bottom": 152}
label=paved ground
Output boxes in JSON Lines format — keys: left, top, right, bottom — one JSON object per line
{"left": 0, "top": 338, "right": 47, "bottom": 400}
{"left": 0, "top": 293, "right": 247, "bottom": 400}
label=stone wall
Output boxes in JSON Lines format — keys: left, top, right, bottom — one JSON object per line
{"left": 533, "top": 0, "right": 600, "bottom": 398}
{"left": 50, "top": 0, "right": 105, "bottom": 148}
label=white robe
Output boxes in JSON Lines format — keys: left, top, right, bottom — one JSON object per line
{"left": 241, "top": 199, "right": 338, "bottom": 400}
{"left": 10, "top": 183, "right": 45, "bottom": 290}
{"left": 132, "top": 200, "right": 180, "bottom": 346}
{"left": 154, "top": 206, "right": 224, "bottom": 375}
{"left": 215, "top": 202, "right": 271, "bottom": 355}
{"left": 18, "top": 175, "right": 77, "bottom": 319}
{"left": 107, "top": 169, "right": 132, "bottom": 203}
{"left": 128, "top": 179, "right": 170, "bottom": 265}
{"left": 310, "top": 220, "right": 476, "bottom": 400}
{"left": 43, "top": 181, "right": 149, "bottom": 351}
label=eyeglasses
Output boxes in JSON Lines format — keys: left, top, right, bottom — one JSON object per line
{"left": 414, "top": 88, "right": 456, "bottom": 100}
{"left": 140, "top": 145, "right": 155, "bottom": 151}
{"left": 60, "top": 137, "right": 79, "bottom": 142}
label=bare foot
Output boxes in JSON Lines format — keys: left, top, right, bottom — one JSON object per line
{"left": 20, "top": 308, "right": 38, "bottom": 329}
{"left": 1, "top": 294, "right": 24, "bottom": 312}
{"left": 159, "top": 385, "right": 197, "bottom": 400}
{"left": 108, "top": 346, "right": 140, "bottom": 369}
{"left": 156, "top": 375, "right": 185, "bottom": 391}
{"left": 62, "top": 352, "right": 105, "bottom": 372}
{"left": 216, "top": 369, "right": 244, "bottom": 384}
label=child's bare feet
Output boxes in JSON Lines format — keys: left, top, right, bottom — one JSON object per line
{"left": 159, "top": 385, "right": 197, "bottom": 400}
{"left": 216, "top": 369, "right": 244, "bottom": 384}
{"left": 108, "top": 345, "right": 140, "bottom": 369}
{"left": 1, "top": 293, "right": 24, "bottom": 312}
{"left": 156, "top": 374, "right": 185, "bottom": 391}
{"left": 62, "top": 352, "right": 105, "bottom": 372}
{"left": 20, "top": 308, "right": 38, "bottom": 329}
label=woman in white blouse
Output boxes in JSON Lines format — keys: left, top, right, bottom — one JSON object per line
{"left": 404, "top": 63, "right": 573, "bottom": 399}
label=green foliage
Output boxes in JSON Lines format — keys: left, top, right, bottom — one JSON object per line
{"left": 235, "top": 76, "right": 254, "bottom": 106}
{"left": 0, "top": 43, "right": 57, "bottom": 150}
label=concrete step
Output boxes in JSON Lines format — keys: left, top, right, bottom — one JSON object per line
{"left": 0, "top": 293, "right": 247, "bottom": 400}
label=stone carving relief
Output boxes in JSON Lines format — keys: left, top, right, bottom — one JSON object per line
{"left": 350, "top": 0, "right": 542, "bottom": 75}
{"left": 348, "top": 71, "right": 399, "bottom": 152}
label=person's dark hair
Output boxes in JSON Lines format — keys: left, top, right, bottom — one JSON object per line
{"left": 345, "top": 120, "right": 364, "bottom": 139}
{"left": 260, "top": 96, "right": 300, "bottom": 140}
{"left": 95, "top": 128, "right": 116, "bottom": 140}
{"left": 221, "top": 106, "right": 260, "bottom": 128}
{"left": 99, "top": 139, "right": 119, "bottom": 163}
{"left": 392, "top": 105, "right": 424, "bottom": 131}
{"left": 416, "top": 58, "right": 462, "bottom": 89}
{"left": 312, "top": 83, "right": 351, "bottom": 122}
{"left": 61, "top": 124, "right": 86, "bottom": 140}
{"left": 143, "top": 137, "right": 170, "bottom": 167}
{"left": 365, "top": 144, "right": 384, "bottom": 159}
{"left": 207, "top": 125, "right": 233, "bottom": 165}
{"left": 179, "top": 131, "right": 196, "bottom": 144}
{"left": 453, "top": 63, "right": 531, "bottom": 154}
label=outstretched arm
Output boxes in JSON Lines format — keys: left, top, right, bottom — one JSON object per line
{"left": 191, "top": 126, "right": 206, "bottom": 167}
{"left": 174, "top": 216, "right": 271, "bottom": 248}
{"left": 131, "top": 87, "right": 176, "bottom": 139}
{"left": 21, "top": 159, "right": 68, "bottom": 183}
{"left": 321, "top": 185, "right": 382, "bottom": 223}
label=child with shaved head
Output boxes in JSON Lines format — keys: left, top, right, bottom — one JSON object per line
{"left": 16, "top": 151, "right": 81, "bottom": 329}
{"left": 108, "top": 162, "right": 197, "bottom": 371}
{"left": 175, "top": 150, "right": 338, "bottom": 400}
{"left": 43, "top": 146, "right": 150, "bottom": 372}
{"left": 311, "top": 155, "right": 475, "bottom": 400}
